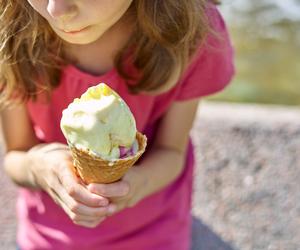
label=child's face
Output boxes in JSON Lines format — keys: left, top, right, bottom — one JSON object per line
{"left": 27, "top": 0, "right": 133, "bottom": 44}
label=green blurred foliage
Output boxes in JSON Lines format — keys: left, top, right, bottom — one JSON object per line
{"left": 208, "top": 1, "right": 300, "bottom": 106}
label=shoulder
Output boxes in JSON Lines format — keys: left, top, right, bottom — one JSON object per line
{"left": 190, "top": 3, "right": 234, "bottom": 77}
{"left": 175, "top": 3, "right": 235, "bottom": 101}
{"left": 206, "top": 2, "right": 228, "bottom": 33}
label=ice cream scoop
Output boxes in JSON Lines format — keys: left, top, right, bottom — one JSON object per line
{"left": 60, "top": 83, "right": 137, "bottom": 160}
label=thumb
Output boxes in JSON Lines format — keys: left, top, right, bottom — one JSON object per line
{"left": 57, "top": 161, "right": 109, "bottom": 207}
{"left": 87, "top": 181, "right": 130, "bottom": 198}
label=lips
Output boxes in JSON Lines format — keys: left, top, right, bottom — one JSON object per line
{"left": 60, "top": 26, "right": 90, "bottom": 34}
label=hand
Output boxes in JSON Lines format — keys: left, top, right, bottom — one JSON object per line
{"left": 87, "top": 166, "right": 149, "bottom": 215}
{"left": 27, "top": 143, "right": 113, "bottom": 228}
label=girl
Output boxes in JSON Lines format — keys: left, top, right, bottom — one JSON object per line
{"left": 0, "top": 0, "right": 234, "bottom": 249}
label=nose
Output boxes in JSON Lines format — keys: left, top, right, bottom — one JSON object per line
{"left": 47, "top": 0, "right": 77, "bottom": 21}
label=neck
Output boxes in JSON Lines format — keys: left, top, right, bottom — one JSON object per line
{"left": 64, "top": 15, "right": 134, "bottom": 76}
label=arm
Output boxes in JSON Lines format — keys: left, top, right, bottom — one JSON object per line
{"left": 134, "top": 98, "right": 201, "bottom": 195}
{"left": 1, "top": 104, "right": 40, "bottom": 188}
{"left": 88, "top": 98, "right": 200, "bottom": 211}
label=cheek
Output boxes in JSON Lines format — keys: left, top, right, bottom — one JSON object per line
{"left": 88, "top": 0, "right": 133, "bottom": 23}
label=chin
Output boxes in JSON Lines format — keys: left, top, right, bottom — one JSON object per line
{"left": 61, "top": 36, "right": 99, "bottom": 45}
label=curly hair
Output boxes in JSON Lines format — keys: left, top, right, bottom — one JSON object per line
{"left": 0, "top": 0, "right": 219, "bottom": 104}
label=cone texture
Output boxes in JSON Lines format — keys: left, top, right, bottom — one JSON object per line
{"left": 69, "top": 132, "right": 147, "bottom": 184}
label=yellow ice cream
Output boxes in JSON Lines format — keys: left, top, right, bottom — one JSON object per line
{"left": 60, "top": 83, "right": 137, "bottom": 160}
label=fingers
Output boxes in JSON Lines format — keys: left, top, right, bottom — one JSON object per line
{"left": 65, "top": 181, "right": 109, "bottom": 207}
{"left": 48, "top": 161, "right": 113, "bottom": 228}
{"left": 48, "top": 176, "right": 111, "bottom": 227}
{"left": 87, "top": 181, "right": 130, "bottom": 198}
{"left": 64, "top": 195, "right": 109, "bottom": 218}
{"left": 56, "top": 192, "right": 108, "bottom": 228}
{"left": 30, "top": 142, "right": 112, "bottom": 228}
{"left": 56, "top": 162, "right": 109, "bottom": 207}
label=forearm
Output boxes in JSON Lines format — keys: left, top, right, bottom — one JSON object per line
{"left": 136, "top": 146, "right": 186, "bottom": 196}
{"left": 4, "top": 150, "right": 39, "bottom": 189}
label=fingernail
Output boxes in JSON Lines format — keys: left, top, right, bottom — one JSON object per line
{"left": 123, "top": 185, "right": 130, "bottom": 195}
{"left": 87, "top": 184, "right": 93, "bottom": 191}
{"left": 108, "top": 205, "right": 116, "bottom": 215}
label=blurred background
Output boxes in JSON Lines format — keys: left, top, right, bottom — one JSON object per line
{"left": 190, "top": 1, "right": 300, "bottom": 250}
{"left": 210, "top": 0, "right": 300, "bottom": 106}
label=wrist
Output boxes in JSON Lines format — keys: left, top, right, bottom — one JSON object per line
{"left": 133, "top": 165, "right": 152, "bottom": 199}
{"left": 4, "top": 150, "right": 41, "bottom": 189}
{"left": 25, "top": 149, "right": 42, "bottom": 189}
{"left": 135, "top": 147, "right": 185, "bottom": 195}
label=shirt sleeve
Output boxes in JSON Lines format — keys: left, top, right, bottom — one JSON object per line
{"left": 175, "top": 4, "right": 235, "bottom": 101}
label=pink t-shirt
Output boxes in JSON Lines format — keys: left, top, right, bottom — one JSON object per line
{"left": 18, "top": 5, "right": 234, "bottom": 250}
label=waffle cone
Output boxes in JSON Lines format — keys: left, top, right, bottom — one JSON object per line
{"left": 68, "top": 132, "right": 147, "bottom": 184}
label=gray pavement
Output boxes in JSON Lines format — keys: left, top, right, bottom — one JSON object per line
{"left": 1, "top": 102, "right": 299, "bottom": 250}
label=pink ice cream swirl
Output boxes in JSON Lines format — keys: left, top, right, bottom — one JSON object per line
{"left": 119, "top": 139, "right": 139, "bottom": 159}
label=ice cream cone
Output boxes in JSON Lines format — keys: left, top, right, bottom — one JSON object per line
{"left": 68, "top": 132, "right": 147, "bottom": 184}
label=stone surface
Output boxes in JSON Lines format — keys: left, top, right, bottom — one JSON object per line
{"left": 0, "top": 147, "right": 17, "bottom": 250}
{"left": 0, "top": 102, "right": 299, "bottom": 250}
{"left": 191, "top": 102, "right": 300, "bottom": 250}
